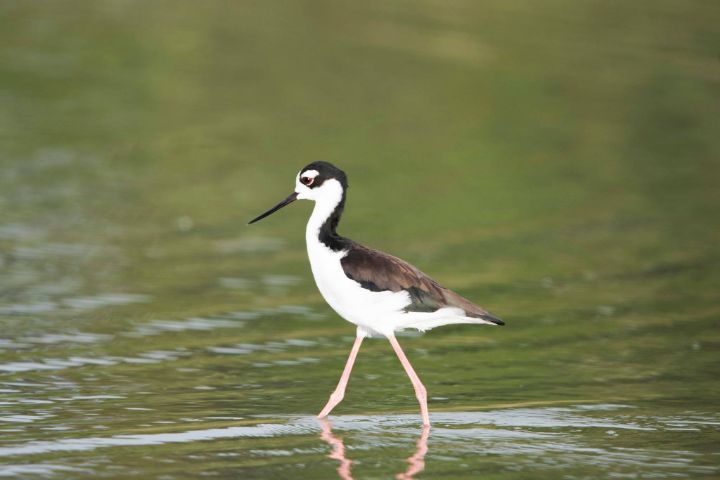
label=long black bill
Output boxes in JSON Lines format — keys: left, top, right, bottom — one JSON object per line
{"left": 248, "top": 192, "right": 298, "bottom": 224}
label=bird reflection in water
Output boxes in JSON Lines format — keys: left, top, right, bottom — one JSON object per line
{"left": 318, "top": 419, "right": 430, "bottom": 480}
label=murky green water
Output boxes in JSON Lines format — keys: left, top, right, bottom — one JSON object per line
{"left": 1, "top": 1, "right": 719, "bottom": 478}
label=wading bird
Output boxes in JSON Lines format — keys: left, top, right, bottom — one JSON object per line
{"left": 249, "top": 162, "right": 503, "bottom": 426}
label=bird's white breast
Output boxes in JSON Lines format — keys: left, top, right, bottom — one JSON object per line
{"left": 303, "top": 184, "right": 410, "bottom": 337}
{"left": 305, "top": 232, "right": 411, "bottom": 337}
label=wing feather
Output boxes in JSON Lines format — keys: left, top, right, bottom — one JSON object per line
{"left": 340, "top": 243, "right": 503, "bottom": 324}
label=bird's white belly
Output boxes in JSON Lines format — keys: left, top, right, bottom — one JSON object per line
{"left": 306, "top": 238, "right": 411, "bottom": 336}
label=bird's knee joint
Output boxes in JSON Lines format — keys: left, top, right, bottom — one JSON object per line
{"left": 416, "top": 385, "right": 427, "bottom": 401}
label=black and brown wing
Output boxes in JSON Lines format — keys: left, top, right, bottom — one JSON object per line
{"left": 340, "top": 243, "right": 504, "bottom": 325}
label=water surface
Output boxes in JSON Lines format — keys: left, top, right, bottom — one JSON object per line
{"left": 1, "top": 1, "right": 718, "bottom": 478}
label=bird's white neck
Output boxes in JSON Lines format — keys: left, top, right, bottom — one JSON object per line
{"left": 305, "top": 179, "right": 348, "bottom": 252}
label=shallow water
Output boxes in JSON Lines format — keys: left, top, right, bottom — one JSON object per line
{"left": 1, "top": 1, "right": 719, "bottom": 478}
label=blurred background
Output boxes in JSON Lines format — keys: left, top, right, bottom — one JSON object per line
{"left": 0, "top": 1, "right": 718, "bottom": 478}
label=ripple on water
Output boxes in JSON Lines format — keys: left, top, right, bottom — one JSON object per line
{"left": 0, "top": 224, "right": 47, "bottom": 241}
{"left": 61, "top": 293, "right": 151, "bottom": 310}
{"left": 218, "top": 275, "right": 301, "bottom": 290}
{"left": 432, "top": 406, "right": 653, "bottom": 431}
{"left": 0, "top": 464, "right": 89, "bottom": 477}
{"left": 53, "top": 395, "right": 125, "bottom": 402}
{"left": 207, "top": 337, "right": 320, "bottom": 356}
{"left": 12, "top": 243, "right": 103, "bottom": 260}
{"left": 217, "top": 277, "right": 254, "bottom": 289}
{"left": 125, "top": 314, "right": 253, "bottom": 337}
{"left": 0, "top": 339, "right": 31, "bottom": 350}
{"left": 0, "top": 293, "right": 150, "bottom": 317}
{"left": 0, "top": 413, "right": 54, "bottom": 424}
{"left": 258, "top": 304, "right": 325, "bottom": 320}
{"left": 214, "top": 236, "right": 284, "bottom": 254}
{"left": 0, "top": 404, "right": 716, "bottom": 478}
{"left": 0, "top": 349, "right": 191, "bottom": 373}
{"left": 19, "top": 332, "right": 113, "bottom": 345}
{"left": 0, "top": 303, "right": 58, "bottom": 316}
{"left": 0, "top": 419, "right": 318, "bottom": 456}
{"left": 262, "top": 275, "right": 301, "bottom": 288}
{"left": 0, "top": 312, "right": 254, "bottom": 374}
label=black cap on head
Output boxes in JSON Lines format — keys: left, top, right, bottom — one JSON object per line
{"left": 300, "top": 161, "right": 348, "bottom": 190}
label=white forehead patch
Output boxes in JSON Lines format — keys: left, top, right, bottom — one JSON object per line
{"left": 300, "top": 169, "right": 319, "bottom": 180}
{"left": 295, "top": 169, "right": 322, "bottom": 198}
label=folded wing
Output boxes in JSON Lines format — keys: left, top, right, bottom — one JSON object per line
{"left": 340, "top": 243, "right": 503, "bottom": 325}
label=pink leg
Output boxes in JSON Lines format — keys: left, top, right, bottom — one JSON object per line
{"left": 388, "top": 335, "right": 430, "bottom": 426}
{"left": 318, "top": 336, "right": 364, "bottom": 418}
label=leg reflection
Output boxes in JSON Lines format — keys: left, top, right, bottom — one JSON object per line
{"left": 396, "top": 424, "right": 429, "bottom": 480}
{"left": 319, "top": 418, "right": 353, "bottom": 480}
{"left": 318, "top": 419, "right": 430, "bottom": 480}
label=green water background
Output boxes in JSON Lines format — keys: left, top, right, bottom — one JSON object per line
{"left": 0, "top": 1, "right": 718, "bottom": 478}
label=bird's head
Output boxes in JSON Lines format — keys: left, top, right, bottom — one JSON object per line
{"left": 295, "top": 161, "right": 348, "bottom": 201}
{"left": 248, "top": 161, "right": 348, "bottom": 224}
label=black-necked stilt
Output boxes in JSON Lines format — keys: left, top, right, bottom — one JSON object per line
{"left": 249, "top": 161, "right": 503, "bottom": 426}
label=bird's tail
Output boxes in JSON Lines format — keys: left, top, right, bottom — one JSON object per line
{"left": 394, "top": 308, "right": 504, "bottom": 332}
{"left": 477, "top": 311, "right": 504, "bottom": 326}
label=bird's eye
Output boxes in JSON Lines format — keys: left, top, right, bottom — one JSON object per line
{"left": 301, "top": 176, "right": 313, "bottom": 186}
